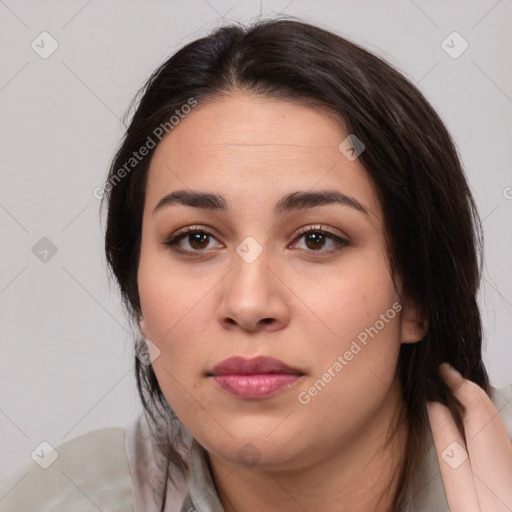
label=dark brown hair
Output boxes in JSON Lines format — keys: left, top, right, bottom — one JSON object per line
{"left": 103, "top": 17, "right": 490, "bottom": 511}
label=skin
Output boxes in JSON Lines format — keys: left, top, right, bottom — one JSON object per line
{"left": 137, "top": 91, "right": 512, "bottom": 511}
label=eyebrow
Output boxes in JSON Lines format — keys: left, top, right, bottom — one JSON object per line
{"left": 152, "top": 189, "right": 369, "bottom": 216}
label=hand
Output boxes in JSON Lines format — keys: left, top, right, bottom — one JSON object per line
{"left": 427, "top": 363, "right": 512, "bottom": 512}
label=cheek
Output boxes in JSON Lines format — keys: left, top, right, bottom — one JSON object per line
{"left": 137, "top": 245, "right": 223, "bottom": 391}
{"left": 138, "top": 273, "right": 208, "bottom": 367}
{"left": 137, "top": 239, "right": 207, "bottom": 339}
{"left": 295, "top": 254, "right": 403, "bottom": 399}
{"left": 301, "top": 252, "right": 400, "bottom": 345}
{"left": 138, "top": 267, "right": 211, "bottom": 425}
{"left": 294, "top": 281, "right": 403, "bottom": 437}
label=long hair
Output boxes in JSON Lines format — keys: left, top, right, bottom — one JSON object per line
{"left": 103, "top": 17, "right": 490, "bottom": 510}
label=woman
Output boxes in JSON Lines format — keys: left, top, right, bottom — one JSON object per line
{"left": 1, "top": 17, "right": 511, "bottom": 512}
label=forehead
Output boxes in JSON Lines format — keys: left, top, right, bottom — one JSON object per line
{"left": 145, "top": 91, "right": 381, "bottom": 219}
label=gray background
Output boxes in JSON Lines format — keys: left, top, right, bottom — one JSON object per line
{"left": 1, "top": 0, "right": 511, "bottom": 480}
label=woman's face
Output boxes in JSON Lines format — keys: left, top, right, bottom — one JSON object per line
{"left": 138, "top": 91, "right": 423, "bottom": 470}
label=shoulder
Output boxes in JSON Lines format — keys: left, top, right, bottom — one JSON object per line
{"left": 124, "top": 414, "right": 190, "bottom": 511}
{"left": 0, "top": 426, "right": 132, "bottom": 512}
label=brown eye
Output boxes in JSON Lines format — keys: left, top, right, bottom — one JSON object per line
{"left": 186, "top": 232, "right": 210, "bottom": 250}
{"left": 291, "top": 227, "right": 349, "bottom": 254}
{"left": 163, "top": 228, "right": 222, "bottom": 253}
{"left": 303, "top": 231, "right": 327, "bottom": 250}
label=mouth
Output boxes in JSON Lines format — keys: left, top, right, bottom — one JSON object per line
{"left": 207, "top": 356, "right": 305, "bottom": 400}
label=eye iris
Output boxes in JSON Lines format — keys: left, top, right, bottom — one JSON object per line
{"left": 305, "top": 232, "right": 325, "bottom": 250}
{"left": 189, "top": 232, "right": 209, "bottom": 249}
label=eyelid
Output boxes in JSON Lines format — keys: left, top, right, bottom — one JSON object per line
{"left": 292, "top": 224, "right": 348, "bottom": 241}
{"left": 166, "top": 224, "right": 218, "bottom": 239}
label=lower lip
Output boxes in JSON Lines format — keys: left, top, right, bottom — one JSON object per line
{"left": 211, "top": 373, "right": 302, "bottom": 399}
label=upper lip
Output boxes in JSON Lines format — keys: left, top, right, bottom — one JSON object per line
{"left": 208, "top": 356, "right": 304, "bottom": 376}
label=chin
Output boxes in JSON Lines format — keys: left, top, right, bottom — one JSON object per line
{"left": 198, "top": 430, "right": 309, "bottom": 470}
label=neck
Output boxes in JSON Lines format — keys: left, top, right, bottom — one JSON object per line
{"left": 207, "top": 379, "right": 408, "bottom": 512}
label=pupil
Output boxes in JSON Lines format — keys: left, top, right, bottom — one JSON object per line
{"left": 306, "top": 232, "right": 325, "bottom": 250}
{"left": 190, "top": 232, "right": 208, "bottom": 249}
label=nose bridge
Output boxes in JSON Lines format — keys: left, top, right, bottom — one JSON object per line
{"left": 228, "top": 239, "right": 274, "bottom": 300}
{"left": 217, "top": 239, "right": 289, "bottom": 331}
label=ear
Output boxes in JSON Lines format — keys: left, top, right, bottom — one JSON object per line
{"left": 400, "top": 298, "right": 428, "bottom": 344}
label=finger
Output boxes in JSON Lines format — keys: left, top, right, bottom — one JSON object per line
{"left": 439, "top": 364, "right": 512, "bottom": 511}
{"left": 427, "top": 400, "right": 481, "bottom": 512}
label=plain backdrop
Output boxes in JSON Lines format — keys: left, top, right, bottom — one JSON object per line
{"left": 0, "top": 0, "right": 511, "bottom": 480}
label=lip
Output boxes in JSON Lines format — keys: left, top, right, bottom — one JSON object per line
{"left": 209, "top": 356, "right": 303, "bottom": 376}
{"left": 207, "top": 356, "right": 305, "bottom": 400}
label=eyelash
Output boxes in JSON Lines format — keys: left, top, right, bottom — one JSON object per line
{"left": 162, "top": 224, "right": 350, "bottom": 256}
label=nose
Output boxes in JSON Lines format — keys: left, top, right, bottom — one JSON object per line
{"left": 216, "top": 247, "right": 291, "bottom": 333}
